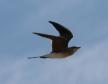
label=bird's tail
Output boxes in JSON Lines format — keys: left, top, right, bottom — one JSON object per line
{"left": 28, "top": 57, "right": 39, "bottom": 59}
{"left": 28, "top": 56, "right": 48, "bottom": 59}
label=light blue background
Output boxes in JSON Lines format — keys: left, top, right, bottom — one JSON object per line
{"left": 0, "top": 0, "right": 108, "bottom": 84}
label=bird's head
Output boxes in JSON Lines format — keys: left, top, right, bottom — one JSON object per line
{"left": 67, "top": 46, "right": 80, "bottom": 55}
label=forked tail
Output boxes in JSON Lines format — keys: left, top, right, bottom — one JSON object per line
{"left": 28, "top": 57, "right": 39, "bottom": 59}
{"left": 28, "top": 56, "right": 48, "bottom": 59}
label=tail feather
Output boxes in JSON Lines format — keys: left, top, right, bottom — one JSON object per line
{"left": 28, "top": 57, "right": 39, "bottom": 59}
{"left": 40, "top": 56, "right": 48, "bottom": 58}
{"left": 28, "top": 56, "right": 48, "bottom": 59}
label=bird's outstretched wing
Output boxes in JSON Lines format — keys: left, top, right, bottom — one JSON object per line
{"left": 33, "top": 32, "right": 62, "bottom": 40}
{"left": 33, "top": 21, "right": 73, "bottom": 52}
{"left": 33, "top": 32, "right": 67, "bottom": 52}
{"left": 49, "top": 21, "right": 73, "bottom": 41}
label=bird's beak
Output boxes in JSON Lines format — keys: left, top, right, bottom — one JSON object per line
{"left": 78, "top": 47, "right": 81, "bottom": 49}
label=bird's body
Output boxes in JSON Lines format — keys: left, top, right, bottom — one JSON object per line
{"left": 28, "top": 21, "right": 80, "bottom": 59}
{"left": 28, "top": 46, "right": 80, "bottom": 59}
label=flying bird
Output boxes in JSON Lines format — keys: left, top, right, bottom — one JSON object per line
{"left": 28, "top": 21, "right": 80, "bottom": 59}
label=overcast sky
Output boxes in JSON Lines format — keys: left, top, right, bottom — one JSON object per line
{"left": 0, "top": 0, "right": 108, "bottom": 84}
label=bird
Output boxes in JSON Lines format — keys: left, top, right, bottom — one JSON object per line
{"left": 28, "top": 21, "right": 80, "bottom": 59}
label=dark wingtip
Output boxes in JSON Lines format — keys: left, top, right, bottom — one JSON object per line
{"left": 48, "top": 21, "right": 57, "bottom": 24}
{"left": 32, "top": 32, "right": 39, "bottom": 35}
{"left": 48, "top": 21, "right": 53, "bottom": 23}
{"left": 48, "top": 21, "right": 51, "bottom": 22}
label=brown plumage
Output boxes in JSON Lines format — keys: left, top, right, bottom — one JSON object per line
{"left": 28, "top": 21, "right": 80, "bottom": 59}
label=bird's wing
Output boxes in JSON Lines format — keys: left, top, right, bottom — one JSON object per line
{"left": 33, "top": 32, "right": 68, "bottom": 52}
{"left": 49, "top": 21, "right": 73, "bottom": 41}
{"left": 33, "top": 32, "right": 61, "bottom": 40}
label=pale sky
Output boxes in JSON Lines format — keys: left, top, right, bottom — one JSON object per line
{"left": 0, "top": 0, "right": 108, "bottom": 84}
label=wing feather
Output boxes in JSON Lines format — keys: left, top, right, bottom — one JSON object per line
{"left": 49, "top": 21, "right": 73, "bottom": 41}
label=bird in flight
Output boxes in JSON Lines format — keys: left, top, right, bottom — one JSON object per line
{"left": 28, "top": 21, "right": 80, "bottom": 59}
